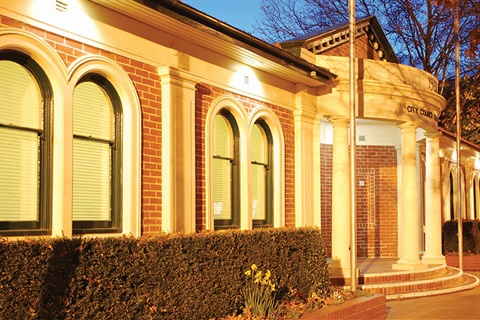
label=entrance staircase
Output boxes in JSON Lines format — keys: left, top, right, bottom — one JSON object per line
{"left": 334, "top": 258, "right": 479, "bottom": 300}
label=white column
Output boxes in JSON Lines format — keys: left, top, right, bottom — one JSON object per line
{"left": 294, "top": 84, "right": 320, "bottom": 228}
{"left": 329, "top": 117, "right": 351, "bottom": 278}
{"left": 441, "top": 152, "right": 450, "bottom": 222}
{"left": 294, "top": 109, "right": 315, "bottom": 227}
{"left": 158, "top": 66, "right": 197, "bottom": 233}
{"left": 312, "top": 114, "right": 323, "bottom": 228}
{"left": 422, "top": 132, "right": 446, "bottom": 265}
{"left": 393, "top": 123, "right": 427, "bottom": 270}
{"left": 416, "top": 142, "right": 425, "bottom": 254}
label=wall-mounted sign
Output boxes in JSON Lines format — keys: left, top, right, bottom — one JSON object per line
{"left": 406, "top": 105, "right": 438, "bottom": 122}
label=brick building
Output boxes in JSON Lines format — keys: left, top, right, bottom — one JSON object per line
{"left": 1, "top": 1, "right": 479, "bottom": 279}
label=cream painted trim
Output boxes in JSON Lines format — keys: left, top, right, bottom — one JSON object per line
{"left": 68, "top": 55, "right": 142, "bottom": 237}
{"left": 205, "top": 96, "right": 250, "bottom": 230}
{"left": 249, "top": 107, "right": 286, "bottom": 227}
{"left": 0, "top": 28, "right": 69, "bottom": 237}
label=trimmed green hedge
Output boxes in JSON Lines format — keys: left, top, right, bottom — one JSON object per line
{"left": 442, "top": 220, "right": 480, "bottom": 254}
{"left": 0, "top": 227, "right": 331, "bottom": 319}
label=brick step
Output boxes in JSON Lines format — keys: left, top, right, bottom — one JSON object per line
{"left": 358, "top": 267, "right": 480, "bottom": 300}
{"left": 360, "top": 264, "right": 447, "bottom": 284}
{"left": 385, "top": 271, "right": 479, "bottom": 300}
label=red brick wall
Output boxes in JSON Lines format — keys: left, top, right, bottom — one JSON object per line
{"left": 194, "top": 84, "right": 296, "bottom": 231}
{"left": 1, "top": 16, "right": 163, "bottom": 235}
{"left": 321, "top": 144, "right": 398, "bottom": 257}
{"left": 321, "top": 33, "right": 379, "bottom": 60}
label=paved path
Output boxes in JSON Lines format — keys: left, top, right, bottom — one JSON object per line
{"left": 386, "top": 271, "right": 480, "bottom": 319}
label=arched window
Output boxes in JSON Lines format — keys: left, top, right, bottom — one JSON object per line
{"left": 212, "top": 110, "right": 239, "bottom": 229}
{"left": 474, "top": 175, "right": 479, "bottom": 220}
{"left": 251, "top": 120, "right": 273, "bottom": 227}
{"left": 449, "top": 171, "right": 455, "bottom": 220}
{"left": 0, "top": 51, "right": 52, "bottom": 235}
{"left": 73, "top": 76, "right": 122, "bottom": 233}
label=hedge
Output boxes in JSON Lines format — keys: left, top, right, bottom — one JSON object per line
{"left": 0, "top": 227, "right": 331, "bottom": 319}
{"left": 442, "top": 220, "right": 480, "bottom": 254}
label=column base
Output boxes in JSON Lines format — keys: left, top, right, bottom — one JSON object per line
{"left": 422, "top": 255, "right": 446, "bottom": 266}
{"left": 392, "top": 258, "right": 428, "bottom": 271}
{"left": 329, "top": 259, "right": 351, "bottom": 279}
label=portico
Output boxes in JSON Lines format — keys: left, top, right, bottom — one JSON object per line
{"left": 315, "top": 55, "right": 445, "bottom": 272}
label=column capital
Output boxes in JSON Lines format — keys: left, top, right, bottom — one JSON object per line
{"left": 424, "top": 131, "right": 442, "bottom": 141}
{"left": 157, "top": 66, "right": 198, "bottom": 89}
{"left": 397, "top": 122, "right": 417, "bottom": 131}
{"left": 328, "top": 116, "right": 350, "bottom": 126}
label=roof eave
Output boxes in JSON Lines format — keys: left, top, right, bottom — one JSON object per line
{"left": 135, "top": 0, "right": 336, "bottom": 83}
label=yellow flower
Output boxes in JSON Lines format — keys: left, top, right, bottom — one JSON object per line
{"left": 245, "top": 270, "right": 251, "bottom": 276}
{"left": 265, "top": 270, "right": 271, "bottom": 280}
{"left": 251, "top": 264, "right": 257, "bottom": 271}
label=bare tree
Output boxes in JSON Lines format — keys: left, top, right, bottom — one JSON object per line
{"left": 254, "top": 0, "right": 479, "bottom": 142}
{"left": 254, "top": 0, "right": 479, "bottom": 81}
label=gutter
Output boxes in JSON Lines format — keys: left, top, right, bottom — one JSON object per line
{"left": 135, "top": 0, "right": 336, "bottom": 83}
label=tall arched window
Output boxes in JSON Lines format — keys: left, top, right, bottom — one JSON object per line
{"left": 73, "top": 76, "right": 122, "bottom": 233}
{"left": 474, "top": 175, "right": 478, "bottom": 220}
{"left": 251, "top": 120, "right": 273, "bottom": 227}
{"left": 449, "top": 171, "right": 455, "bottom": 220}
{"left": 0, "top": 51, "right": 51, "bottom": 235}
{"left": 212, "top": 110, "right": 239, "bottom": 229}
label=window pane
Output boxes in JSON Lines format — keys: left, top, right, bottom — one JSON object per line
{"left": 73, "top": 82, "right": 113, "bottom": 140}
{"left": 252, "top": 164, "right": 266, "bottom": 220}
{"left": 0, "top": 128, "right": 39, "bottom": 221}
{"left": 0, "top": 59, "right": 42, "bottom": 224}
{"left": 0, "top": 61, "right": 42, "bottom": 130}
{"left": 73, "top": 139, "right": 111, "bottom": 221}
{"left": 251, "top": 124, "right": 266, "bottom": 163}
{"left": 213, "top": 115, "right": 232, "bottom": 157}
{"left": 213, "top": 158, "right": 231, "bottom": 219}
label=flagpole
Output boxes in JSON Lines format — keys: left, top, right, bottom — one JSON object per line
{"left": 348, "top": 0, "right": 357, "bottom": 291}
{"left": 454, "top": 0, "right": 463, "bottom": 271}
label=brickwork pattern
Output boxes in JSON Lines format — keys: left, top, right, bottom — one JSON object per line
{"left": 194, "top": 83, "right": 295, "bottom": 231}
{"left": 1, "top": 16, "right": 163, "bottom": 235}
{"left": 321, "top": 144, "right": 398, "bottom": 257}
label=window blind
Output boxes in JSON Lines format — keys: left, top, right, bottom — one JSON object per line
{"left": 73, "top": 81, "right": 113, "bottom": 221}
{"left": 73, "top": 82, "right": 113, "bottom": 140}
{"left": 251, "top": 124, "right": 266, "bottom": 220}
{"left": 0, "top": 61, "right": 42, "bottom": 129}
{"left": 0, "top": 61, "right": 41, "bottom": 222}
{"left": 213, "top": 115, "right": 232, "bottom": 220}
{"left": 73, "top": 139, "right": 111, "bottom": 221}
{"left": 213, "top": 158, "right": 232, "bottom": 219}
{"left": 0, "top": 129, "right": 39, "bottom": 221}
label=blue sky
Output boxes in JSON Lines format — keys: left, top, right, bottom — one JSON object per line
{"left": 183, "top": 0, "right": 263, "bottom": 35}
